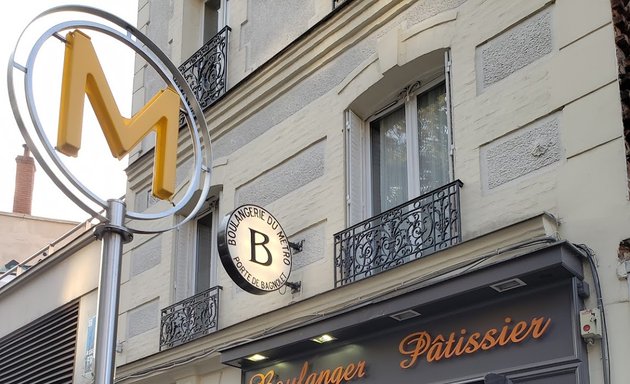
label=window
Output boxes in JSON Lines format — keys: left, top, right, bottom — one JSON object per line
{"left": 370, "top": 80, "right": 450, "bottom": 214}
{"left": 161, "top": 201, "right": 221, "bottom": 349}
{"left": 346, "top": 51, "right": 453, "bottom": 224}
{"left": 194, "top": 210, "right": 218, "bottom": 294}
{"left": 204, "top": 0, "right": 228, "bottom": 42}
{"left": 172, "top": 197, "right": 220, "bottom": 301}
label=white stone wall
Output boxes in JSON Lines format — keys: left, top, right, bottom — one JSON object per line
{"left": 0, "top": 212, "right": 78, "bottom": 268}
{"left": 240, "top": 0, "right": 316, "bottom": 71}
{"left": 118, "top": 229, "right": 175, "bottom": 363}
{"left": 480, "top": 113, "right": 562, "bottom": 191}
{"left": 476, "top": 7, "right": 553, "bottom": 91}
{"left": 0, "top": 239, "right": 100, "bottom": 338}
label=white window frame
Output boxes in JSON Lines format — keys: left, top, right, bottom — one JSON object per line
{"left": 345, "top": 50, "right": 454, "bottom": 224}
{"left": 365, "top": 75, "right": 452, "bottom": 217}
{"left": 202, "top": 0, "right": 229, "bottom": 44}
{"left": 191, "top": 202, "right": 219, "bottom": 294}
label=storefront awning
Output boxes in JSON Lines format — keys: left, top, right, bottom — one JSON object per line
{"left": 221, "top": 241, "right": 585, "bottom": 369}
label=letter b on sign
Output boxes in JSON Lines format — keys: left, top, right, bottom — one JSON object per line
{"left": 249, "top": 228, "right": 272, "bottom": 266}
{"left": 218, "top": 204, "right": 292, "bottom": 294}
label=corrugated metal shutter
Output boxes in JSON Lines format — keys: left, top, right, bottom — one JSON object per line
{"left": 0, "top": 300, "right": 79, "bottom": 384}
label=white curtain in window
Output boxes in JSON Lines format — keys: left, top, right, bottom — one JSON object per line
{"left": 417, "top": 83, "right": 449, "bottom": 195}
{"left": 371, "top": 106, "right": 407, "bottom": 213}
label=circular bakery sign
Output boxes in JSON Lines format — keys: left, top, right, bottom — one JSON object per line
{"left": 218, "top": 205, "right": 292, "bottom": 294}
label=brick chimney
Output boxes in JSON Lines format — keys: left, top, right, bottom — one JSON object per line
{"left": 13, "top": 145, "right": 35, "bottom": 215}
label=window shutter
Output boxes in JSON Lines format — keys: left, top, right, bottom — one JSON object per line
{"left": 195, "top": 213, "right": 213, "bottom": 294}
{"left": 345, "top": 110, "right": 365, "bottom": 226}
{"left": 444, "top": 49, "right": 455, "bottom": 180}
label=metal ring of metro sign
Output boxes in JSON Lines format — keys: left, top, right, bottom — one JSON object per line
{"left": 7, "top": 6, "right": 211, "bottom": 233}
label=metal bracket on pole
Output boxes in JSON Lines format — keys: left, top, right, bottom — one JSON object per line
{"left": 94, "top": 223, "right": 133, "bottom": 243}
{"left": 93, "top": 199, "right": 132, "bottom": 384}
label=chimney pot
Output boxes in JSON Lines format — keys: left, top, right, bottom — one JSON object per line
{"left": 13, "top": 144, "right": 36, "bottom": 215}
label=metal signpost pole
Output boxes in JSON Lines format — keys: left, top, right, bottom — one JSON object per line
{"left": 93, "top": 199, "right": 132, "bottom": 384}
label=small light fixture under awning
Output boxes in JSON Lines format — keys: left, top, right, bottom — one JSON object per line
{"left": 310, "top": 334, "right": 336, "bottom": 344}
{"left": 490, "top": 278, "right": 527, "bottom": 293}
{"left": 246, "top": 354, "right": 268, "bottom": 362}
{"left": 390, "top": 309, "right": 421, "bottom": 321}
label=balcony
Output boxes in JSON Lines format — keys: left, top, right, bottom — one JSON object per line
{"left": 159, "top": 286, "right": 221, "bottom": 351}
{"left": 334, "top": 180, "right": 463, "bottom": 287}
{"left": 178, "top": 26, "right": 231, "bottom": 111}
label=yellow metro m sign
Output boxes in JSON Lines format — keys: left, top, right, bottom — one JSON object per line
{"left": 57, "top": 30, "right": 180, "bottom": 200}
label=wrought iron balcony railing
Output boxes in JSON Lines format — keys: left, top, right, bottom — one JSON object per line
{"left": 159, "top": 285, "right": 221, "bottom": 351}
{"left": 179, "top": 26, "right": 230, "bottom": 111}
{"left": 334, "top": 180, "right": 464, "bottom": 287}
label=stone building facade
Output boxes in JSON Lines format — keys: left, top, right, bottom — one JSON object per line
{"left": 5, "top": 1, "right": 626, "bottom": 383}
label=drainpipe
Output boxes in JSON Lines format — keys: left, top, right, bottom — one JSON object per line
{"left": 573, "top": 243, "right": 611, "bottom": 384}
